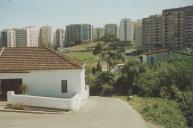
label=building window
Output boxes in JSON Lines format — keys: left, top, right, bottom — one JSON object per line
{"left": 61, "top": 80, "right": 67, "bottom": 93}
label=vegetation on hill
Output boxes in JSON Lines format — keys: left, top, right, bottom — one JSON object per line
{"left": 60, "top": 39, "right": 193, "bottom": 127}
{"left": 118, "top": 96, "right": 187, "bottom": 128}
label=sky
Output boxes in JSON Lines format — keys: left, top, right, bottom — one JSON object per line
{"left": 0, "top": 0, "right": 192, "bottom": 30}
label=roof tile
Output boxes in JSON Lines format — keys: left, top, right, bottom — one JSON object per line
{"left": 0, "top": 47, "right": 83, "bottom": 73}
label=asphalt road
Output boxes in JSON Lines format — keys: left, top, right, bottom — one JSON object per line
{"left": 0, "top": 96, "right": 147, "bottom": 128}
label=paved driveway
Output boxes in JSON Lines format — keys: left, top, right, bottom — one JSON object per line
{"left": 0, "top": 96, "right": 147, "bottom": 128}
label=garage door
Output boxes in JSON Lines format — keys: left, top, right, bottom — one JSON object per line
{"left": 0, "top": 79, "right": 22, "bottom": 100}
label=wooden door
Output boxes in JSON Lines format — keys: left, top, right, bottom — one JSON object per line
{"left": 0, "top": 79, "right": 22, "bottom": 100}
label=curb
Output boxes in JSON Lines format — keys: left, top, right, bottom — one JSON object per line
{"left": 0, "top": 109, "right": 71, "bottom": 114}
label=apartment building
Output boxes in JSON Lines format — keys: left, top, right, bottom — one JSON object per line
{"left": 1, "top": 30, "right": 8, "bottom": 47}
{"left": 65, "top": 24, "right": 81, "bottom": 46}
{"left": 134, "top": 20, "right": 143, "bottom": 48}
{"left": 119, "top": 18, "right": 133, "bottom": 41}
{"left": 93, "top": 28, "right": 104, "bottom": 41}
{"left": 26, "top": 26, "right": 39, "bottom": 47}
{"left": 15, "top": 29, "right": 27, "bottom": 47}
{"left": 55, "top": 29, "right": 65, "bottom": 48}
{"left": 8, "top": 29, "right": 16, "bottom": 47}
{"left": 104, "top": 24, "right": 118, "bottom": 37}
{"left": 162, "top": 7, "right": 185, "bottom": 49}
{"left": 184, "top": 6, "right": 193, "bottom": 48}
{"left": 39, "top": 26, "right": 52, "bottom": 47}
{"left": 162, "top": 6, "right": 193, "bottom": 49}
{"left": 80, "top": 24, "right": 93, "bottom": 42}
{"left": 1, "top": 29, "right": 16, "bottom": 47}
{"left": 0, "top": 32, "right": 1, "bottom": 47}
{"left": 142, "top": 15, "right": 162, "bottom": 50}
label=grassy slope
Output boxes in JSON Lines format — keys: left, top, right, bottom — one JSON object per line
{"left": 65, "top": 51, "right": 96, "bottom": 69}
{"left": 118, "top": 96, "right": 187, "bottom": 128}
{"left": 62, "top": 42, "right": 137, "bottom": 70}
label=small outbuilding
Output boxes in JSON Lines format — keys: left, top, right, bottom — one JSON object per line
{"left": 0, "top": 47, "right": 89, "bottom": 111}
{"left": 138, "top": 49, "right": 171, "bottom": 64}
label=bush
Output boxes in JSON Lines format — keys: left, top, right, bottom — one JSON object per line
{"left": 90, "top": 71, "right": 115, "bottom": 96}
{"left": 177, "top": 91, "right": 193, "bottom": 126}
{"left": 101, "top": 84, "right": 115, "bottom": 96}
{"left": 129, "top": 96, "right": 188, "bottom": 128}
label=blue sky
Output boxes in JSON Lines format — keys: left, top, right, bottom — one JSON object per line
{"left": 0, "top": 0, "right": 192, "bottom": 30}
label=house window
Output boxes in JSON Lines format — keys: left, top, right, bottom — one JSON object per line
{"left": 61, "top": 80, "right": 67, "bottom": 93}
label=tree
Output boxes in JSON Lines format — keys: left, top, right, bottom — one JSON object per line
{"left": 96, "top": 60, "right": 102, "bottom": 72}
{"left": 100, "top": 35, "right": 119, "bottom": 43}
{"left": 93, "top": 43, "right": 103, "bottom": 55}
{"left": 90, "top": 72, "right": 115, "bottom": 96}
{"left": 114, "top": 61, "right": 139, "bottom": 95}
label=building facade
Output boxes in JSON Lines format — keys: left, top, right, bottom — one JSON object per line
{"left": 162, "top": 6, "right": 193, "bottom": 49}
{"left": 26, "top": 26, "right": 39, "bottom": 47}
{"left": 39, "top": 26, "right": 52, "bottom": 47}
{"left": 0, "top": 32, "right": 1, "bottom": 47}
{"left": 65, "top": 24, "right": 81, "bottom": 46}
{"left": 1, "top": 30, "right": 8, "bottom": 47}
{"left": 93, "top": 28, "right": 104, "bottom": 41}
{"left": 138, "top": 49, "right": 170, "bottom": 65}
{"left": 104, "top": 24, "right": 118, "bottom": 37}
{"left": 134, "top": 20, "right": 143, "bottom": 48}
{"left": 184, "top": 6, "right": 193, "bottom": 48}
{"left": 7, "top": 29, "right": 16, "bottom": 47}
{"left": 55, "top": 29, "right": 65, "bottom": 48}
{"left": 119, "top": 18, "right": 133, "bottom": 41}
{"left": 15, "top": 29, "right": 27, "bottom": 47}
{"left": 142, "top": 15, "right": 162, "bottom": 50}
{"left": 80, "top": 24, "right": 93, "bottom": 42}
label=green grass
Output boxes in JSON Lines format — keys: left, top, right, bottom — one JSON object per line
{"left": 62, "top": 42, "right": 137, "bottom": 71}
{"left": 65, "top": 51, "right": 97, "bottom": 69}
{"left": 117, "top": 96, "right": 187, "bottom": 128}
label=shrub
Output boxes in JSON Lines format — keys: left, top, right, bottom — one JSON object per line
{"left": 129, "top": 97, "right": 187, "bottom": 128}
{"left": 101, "top": 84, "right": 115, "bottom": 96}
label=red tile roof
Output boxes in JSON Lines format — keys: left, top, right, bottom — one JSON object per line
{"left": 0, "top": 47, "right": 83, "bottom": 73}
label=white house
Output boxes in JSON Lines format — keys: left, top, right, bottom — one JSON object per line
{"left": 0, "top": 47, "right": 89, "bottom": 111}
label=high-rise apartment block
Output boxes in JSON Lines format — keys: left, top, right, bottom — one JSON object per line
{"left": 65, "top": 24, "right": 81, "bottom": 46}
{"left": 1, "top": 29, "right": 17, "bottom": 47}
{"left": 7, "top": 29, "right": 16, "bottom": 47}
{"left": 65, "top": 24, "right": 93, "bottom": 46}
{"left": 184, "top": 6, "right": 193, "bottom": 48}
{"left": 39, "top": 26, "right": 52, "bottom": 47}
{"left": 104, "top": 24, "right": 118, "bottom": 37}
{"left": 80, "top": 24, "right": 93, "bottom": 42}
{"left": 1, "top": 30, "right": 8, "bottom": 47}
{"left": 142, "top": 15, "right": 162, "bottom": 50}
{"left": 119, "top": 18, "right": 133, "bottom": 41}
{"left": 26, "top": 26, "right": 39, "bottom": 47}
{"left": 93, "top": 28, "right": 104, "bottom": 41}
{"left": 134, "top": 20, "right": 143, "bottom": 48}
{"left": 0, "top": 32, "right": 1, "bottom": 47}
{"left": 55, "top": 29, "right": 65, "bottom": 48}
{"left": 162, "top": 6, "right": 193, "bottom": 49}
{"left": 15, "top": 29, "right": 27, "bottom": 47}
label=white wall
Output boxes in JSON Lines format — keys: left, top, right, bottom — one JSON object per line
{"left": 0, "top": 69, "right": 85, "bottom": 98}
{"left": 7, "top": 86, "right": 89, "bottom": 112}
